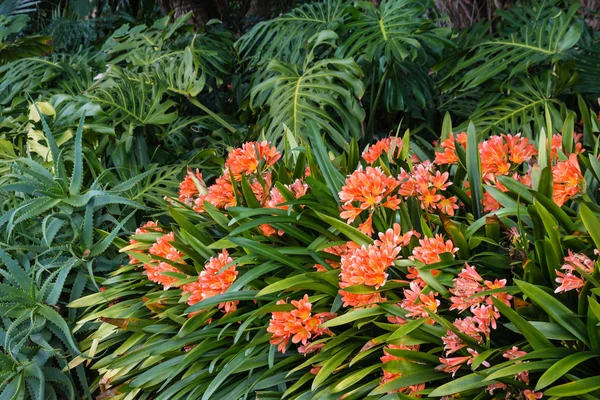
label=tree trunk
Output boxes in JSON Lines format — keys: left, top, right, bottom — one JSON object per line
{"left": 434, "top": 0, "right": 513, "bottom": 29}
{"left": 580, "top": 0, "right": 600, "bottom": 29}
{"left": 436, "top": 0, "right": 600, "bottom": 29}
{"left": 158, "top": 0, "right": 229, "bottom": 27}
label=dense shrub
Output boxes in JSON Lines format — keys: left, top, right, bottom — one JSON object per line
{"left": 72, "top": 118, "right": 600, "bottom": 398}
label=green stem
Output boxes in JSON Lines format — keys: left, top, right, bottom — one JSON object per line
{"left": 187, "top": 96, "right": 236, "bottom": 134}
{"left": 364, "top": 65, "right": 391, "bottom": 147}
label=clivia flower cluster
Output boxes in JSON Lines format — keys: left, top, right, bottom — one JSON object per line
{"left": 182, "top": 249, "right": 238, "bottom": 313}
{"left": 555, "top": 250, "right": 599, "bottom": 293}
{"left": 178, "top": 141, "right": 312, "bottom": 237}
{"left": 340, "top": 136, "right": 461, "bottom": 236}
{"left": 129, "top": 134, "right": 596, "bottom": 398}
{"left": 267, "top": 294, "right": 335, "bottom": 354}
{"left": 399, "top": 162, "right": 459, "bottom": 216}
{"left": 177, "top": 141, "right": 282, "bottom": 212}
{"left": 435, "top": 131, "right": 586, "bottom": 210}
{"left": 339, "top": 166, "right": 401, "bottom": 236}
{"left": 436, "top": 133, "right": 537, "bottom": 212}
{"left": 338, "top": 223, "right": 416, "bottom": 307}
{"left": 129, "top": 226, "right": 239, "bottom": 315}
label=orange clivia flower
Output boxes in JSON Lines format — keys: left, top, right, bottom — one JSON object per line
{"left": 273, "top": 180, "right": 309, "bottom": 207}
{"left": 551, "top": 133, "right": 584, "bottom": 160}
{"left": 552, "top": 154, "right": 585, "bottom": 206}
{"left": 362, "top": 136, "right": 402, "bottom": 164}
{"left": 479, "top": 134, "right": 536, "bottom": 176}
{"left": 339, "top": 224, "right": 414, "bottom": 307}
{"left": 182, "top": 249, "right": 238, "bottom": 313}
{"left": 401, "top": 281, "right": 440, "bottom": 319}
{"left": 411, "top": 234, "right": 458, "bottom": 265}
{"left": 339, "top": 166, "right": 401, "bottom": 235}
{"left": 224, "top": 140, "right": 281, "bottom": 180}
{"left": 555, "top": 250, "right": 597, "bottom": 293}
{"left": 201, "top": 175, "right": 236, "bottom": 210}
{"left": 313, "top": 243, "right": 351, "bottom": 272}
{"left": 522, "top": 390, "right": 543, "bottom": 400}
{"left": 434, "top": 132, "right": 467, "bottom": 166}
{"left": 504, "top": 134, "right": 537, "bottom": 165}
{"left": 480, "top": 136, "right": 511, "bottom": 176}
{"left": 129, "top": 221, "right": 162, "bottom": 264}
{"left": 399, "top": 162, "right": 458, "bottom": 216}
{"left": 267, "top": 294, "right": 334, "bottom": 353}
{"left": 146, "top": 232, "right": 185, "bottom": 289}
{"left": 178, "top": 168, "right": 206, "bottom": 206}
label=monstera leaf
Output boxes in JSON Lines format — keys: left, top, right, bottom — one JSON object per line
{"left": 450, "top": 4, "right": 582, "bottom": 90}
{"left": 458, "top": 74, "right": 567, "bottom": 137}
{"left": 336, "top": 0, "right": 450, "bottom": 63}
{"left": 101, "top": 13, "right": 193, "bottom": 66}
{"left": 334, "top": 0, "right": 450, "bottom": 138}
{"left": 86, "top": 68, "right": 178, "bottom": 127}
{"left": 236, "top": 0, "right": 349, "bottom": 67}
{"left": 250, "top": 33, "right": 365, "bottom": 150}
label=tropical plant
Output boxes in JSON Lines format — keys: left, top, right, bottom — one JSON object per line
{"left": 0, "top": 107, "right": 183, "bottom": 399}
{"left": 1, "top": 0, "right": 600, "bottom": 398}
{"left": 249, "top": 32, "right": 365, "bottom": 150}
{"left": 71, "top": 108, "right": 600, "bottom": 398}
{"left": 0, "top": 13, "right": 240, "bottom": 164}
{"left": 437, "top": 0, "right": 600, "bottom": 136}
{"left": 0, "top": 249, "right": 81, "bottom": 400}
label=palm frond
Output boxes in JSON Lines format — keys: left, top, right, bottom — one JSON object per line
{"left": 0, "top": 57, "right": 61, "bottom": 105}
{"left": 575, "top": 43, "right": 600, "bottom": 95}
{"left": 496, "top": 0, "right": 574, "bottom": 34}
{"left": 0, "top": 0, "right": 39, "bottom": 15}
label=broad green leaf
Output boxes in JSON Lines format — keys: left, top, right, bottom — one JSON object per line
{"left": 332, "top": 364, "right": 380, "bottom": 393}
{"left": 257, "top": 275, "right": 315, "bottom": 296}
{"left": 312, "top": 344, "right": 361, "bottom": 390}
{"left": 580, "top": 204, "right": 600, "bottom": 249}
{"left": 387, "top": 318, "right": 425, "bottom": 341}
{"left": 484, "top": 360, "right": 555, "bottom": 381}
{"left": 228, "top": 237, "right": 305, "bottom": 272}
{"left": 314, "top": 211, "right": 372, "bottom": 246}
{"left": 427, "top": 372, "right": 493, "bottom": 397}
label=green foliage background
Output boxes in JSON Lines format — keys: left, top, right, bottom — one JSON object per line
{"left": 0, "top": 0, "right": 599, "bottom": 398}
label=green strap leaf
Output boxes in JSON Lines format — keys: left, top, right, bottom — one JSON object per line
{"left": 544, "top": 376, "right": 600, "bottom": 396}
{"left": 492, "top": 297, "right": 553, "bottom": 350}
{"left": 321, "top": 306, "right": 384, "bottom": 328}
{"left": 69, "top": 114, "right": 85, "bottom": 195}
{"left": 580, "top": 203, "right": 600, "bottom": 249}
{"left": 515, "top": 280, "right": 589, "bottom": 346}
{"left": 466, "top": 122, "right": 483, "bottom": 219}
{"left": 314, "top": 211, "right": 373, "bottom": 247}
{"left": 536, "top": 352, "right": 600, "bottom": 390}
